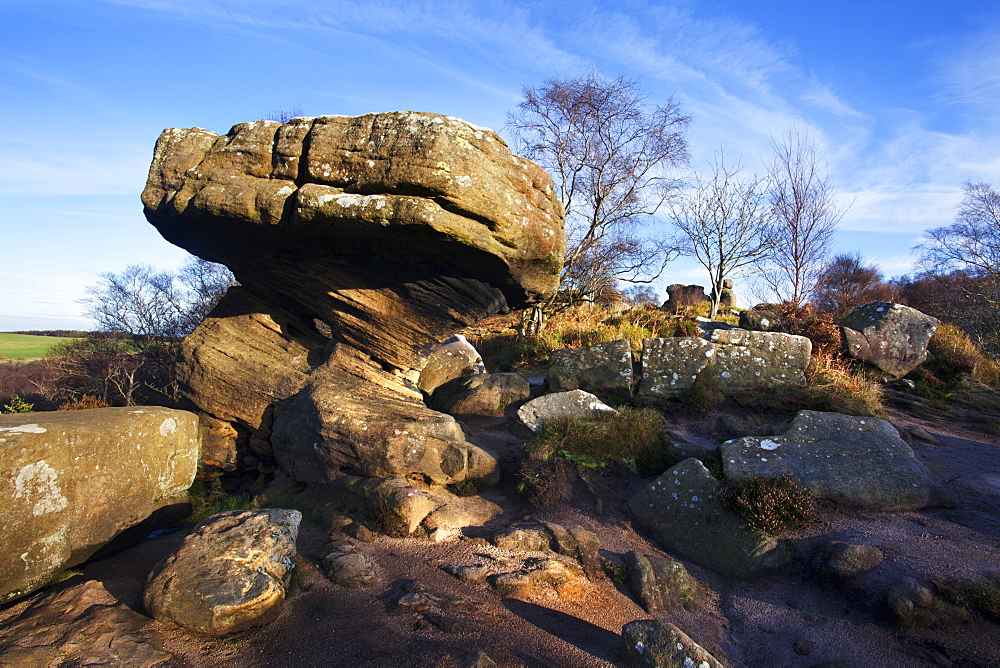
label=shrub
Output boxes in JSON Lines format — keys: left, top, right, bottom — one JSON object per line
{"left": 717, "top": 475, "right": 815, "bottom": 537}
{"left": 523, "top": 407, "right": 675, "bottom": 476}
{"left": 2, "top": 393, "right": 33, "bottom": 413}
{"left": 516, "top": 458, "right": 577, "bottom": 509}
{"left": 924, "top": 322, "right": 1000, "bottom": 389}
{"left": 773, "top": 302, "right": 843, "bottom": 357}
{"left": 57, "top": 395, "right": 110, "bottom": 410}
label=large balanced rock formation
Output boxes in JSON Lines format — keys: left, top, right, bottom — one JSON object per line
{"left": 142, "top": 112, "right": 564, "bottom": 489}
{"left": 0, "top": 408, "right": 199, "bottom": 604}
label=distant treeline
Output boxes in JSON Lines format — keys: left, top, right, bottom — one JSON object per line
{"left": 8, "top": 330, "right": 93, "bottom": 338}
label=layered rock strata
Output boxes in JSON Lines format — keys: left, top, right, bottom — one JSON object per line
{"left": 142, "top": 112, "right": 564, "bottom": 488}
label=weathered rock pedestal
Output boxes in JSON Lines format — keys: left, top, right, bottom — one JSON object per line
{"left": 142, "top": 112, "right": 564, "bottom": 516}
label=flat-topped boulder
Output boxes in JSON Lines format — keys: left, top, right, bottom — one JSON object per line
{"left": 142, "top": 112, "right": 565, "bottom": 488}
{"left": 0, "top": 407, "right": 199, "bottom": 604}
{"left": 720, "top": 410, "right": 954, "bottom": 511}
{"left": 637, "top": 329, "right": 811, "bottom": 398}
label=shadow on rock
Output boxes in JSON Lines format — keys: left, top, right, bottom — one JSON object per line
{"left": 501, "top": 598, "right": 620, "bottom": 663}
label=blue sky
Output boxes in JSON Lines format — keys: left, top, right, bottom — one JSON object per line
{"left": 2, "top": 0, "right": 999, "bottom": 330}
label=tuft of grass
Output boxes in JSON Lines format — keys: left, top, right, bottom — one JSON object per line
{"left": 919, "top": 322, "right": 1000, "bottom": 390}
{"left": 524, "top": 407, "right": 676, "bottom": 476}
{"left": 447, "top": 477, "right": 486, "bottom": 497}
{"left": 936, "top": 575, "right": 1000, "bottom": 623}
{"left": 188, "top": 491, "right": 260, "bottom": 523}
{"left": 717, "top": 475, "right": 816, "bottom": 537}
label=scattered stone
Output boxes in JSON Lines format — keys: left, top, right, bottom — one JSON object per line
{"left": 885, "top": 378, "right": 916, "bottom": 391}
{"left": 547, "top": 339, "right": 634, "bottom": 402}
{"left": 489, "top": 557, "right": 587, "bottom": 601}
{"left": 886, "top": 577, "right": 935, "bottom": 619}
{"left": 143, "top": 111, "right": 564, "bottom": 489}
{"left": 343, "top": 476, "right": 500, "bottom": 537}
{"left": 419, "top": 335, "right": 487, "bottom": 395}
{"left": 144, "top": 509, "right": 301, "bottom": 635}
{"left": 627, "top": 458, "right": 789, "bottom": 578}
{"left": 515, "top": 389, "right": 617, "bottom": 433}
{"left": 0, "top": 407, "right": 199, "bottom": 605}
{"left": 621, "top": 619, "right": 724, "bottom": 668}
{"left": 794, "top": 639, "right": 816, "bottom": 656}
{"left": 623, "top": 551, "right": 697, "bottom": 612}
{"left": 458, "top": 650, "right": 498, "bottom": 667}
{"left": 344, "top": 521, "right": 377, "bottom": 542}
{"left": 322, "top": 546, "right": 376, "bottom": 587}
{"left": 813, "top": 541, "right": 885, "bottom": 578}
{"left": 0, "top": 579, "right": 174, "bottom": 667}
{"left": 907, "top": 426, "right": 942, "bottom": 445}
{"left": 720, "top": 410, "right": 955, "bottom": 511}
{"left": 841, "top": 302, "right": 938, "bottom": 378}
{"left": 492, "top": 521, "right": 602, "bottom": 578}
{"left": 444, "top": 564, "right": 491, "bottom": 584}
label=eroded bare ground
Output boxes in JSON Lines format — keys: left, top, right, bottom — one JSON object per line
{"left": 1, "top": 402, "right": 999, "bottom": 667}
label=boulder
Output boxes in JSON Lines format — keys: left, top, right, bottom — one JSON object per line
{"left": 144, "top": 509, "right": 301, "bottom": 635}
{"left": 0, "top": 407, "right": 199, "bottom": 605}
{"left": 812, "top": 541, "right": 885, "bottom": 578}
{"left": 623, "top": 551, "right": 697, "bottom": 613}
{"left": 637, "top": 330, "right": 810, "bottom": 399}
{"left": 886, "top": 576, "right": 935, "bottom": 619}
{"left": 738, "top": 303, "right": 783, "bottom": 332}
{"left": 492, "top": 521, "right": 602, "bottom": 578}
{"left": 515, "top": 389, "right": 617, "bottom": 433}
{"left": 621, "top": 619, "right": 724, "bottom": 668}
{"left": 627, "top": 458, "right": 789, "bottom": 578}
{"left": 547, "top": 339, "right": 634, "bottom": 402}
{"left": 142, "top": 112, "right": 564, "bottom": 489}
{"left": 704, "top": 328, "right": 811, "bottom": 390}
{"left": 712, "top": 278, "right": 736, "bottom": 308}
{"left": 417, "top": 335, "right": 485, "bottom": 395}
{"left": 720, "top": 410, "right": 955, "bottom": 511}
{"left": 429, "top": 372, "right": 530, "bottom": 417}
{"left": 637, "top": 337, "right": 716, "bottom": 397}
{"left": 841, "top": 302, "right": 938, "bottom": 378}
{"left": 321, "top": 542, "right": 377, "bottom": 587}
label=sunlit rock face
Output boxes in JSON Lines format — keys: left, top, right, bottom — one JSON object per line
{"left": 142, "top": 112, "right": 565, "bottom": 485}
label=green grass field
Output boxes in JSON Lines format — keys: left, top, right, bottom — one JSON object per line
{"left": 0, "top": 333, "right": 75, "bottom": 360}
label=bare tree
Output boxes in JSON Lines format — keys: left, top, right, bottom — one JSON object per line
{"left": 668, "top": 153, "right": 776, "bottom": 317}
{"left": 813, "top": 253, "right": 897, "bottom": 321}
{"left": 761, "top": 128, "right": 847, "bottom": 305}
{"left": 507, "top": 71, "right": 690, "bottom": 332}
{"left": 918, "top": 181, "right": 1000, "bottom": 282}
{"left": 59, "top": 256, "right": 237, "bottom": 406}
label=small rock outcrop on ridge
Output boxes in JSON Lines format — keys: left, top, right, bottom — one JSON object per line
{"left": 142, "top": 112, "right": 564, "bottom": 491}
{"left": 0, "top": 407, "right": 199, "bottom": 604}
